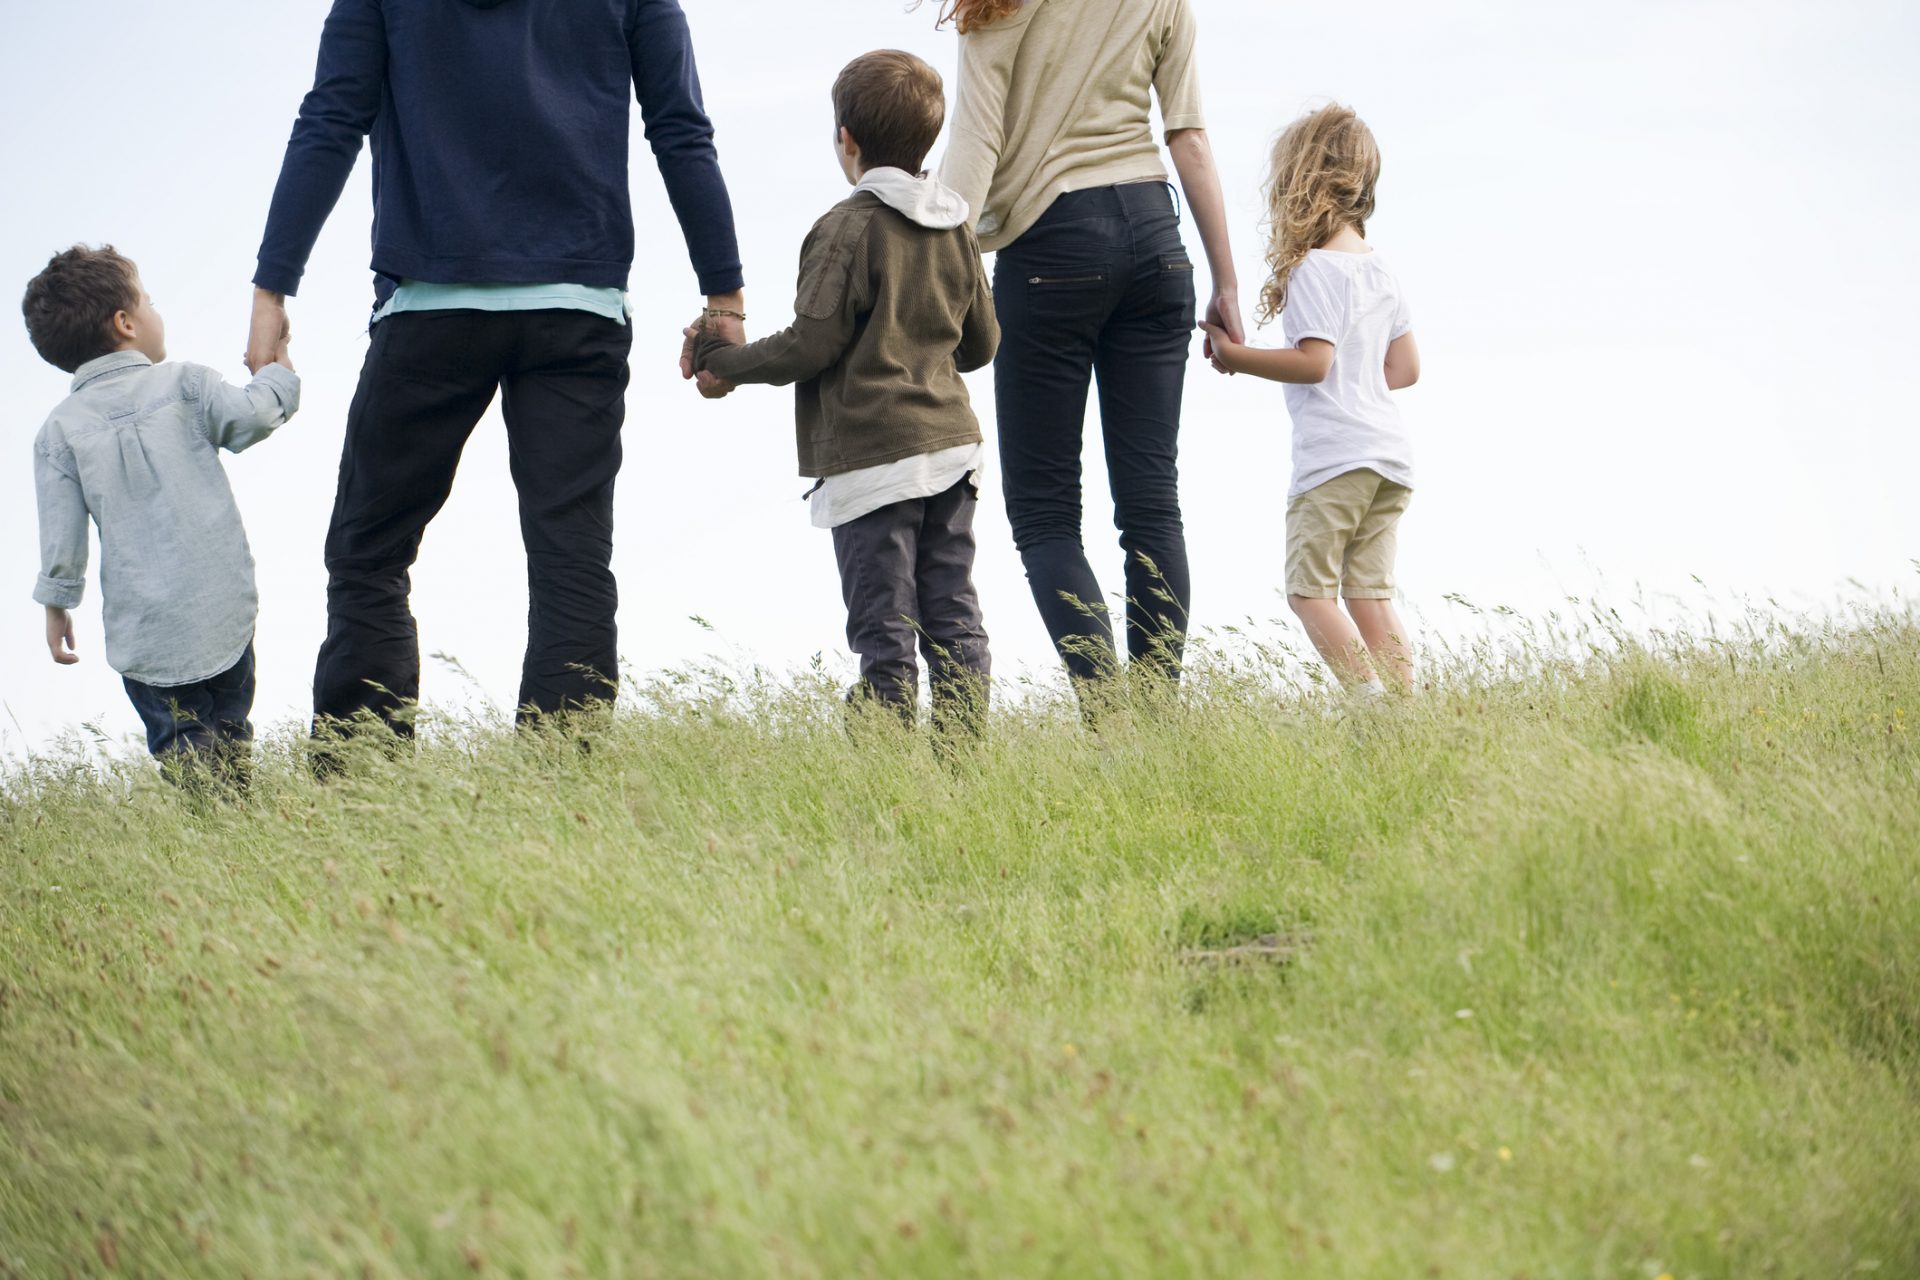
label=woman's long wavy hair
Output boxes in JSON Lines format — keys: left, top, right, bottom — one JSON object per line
{"left": 1258, "top": 105, "right": 1381, "bottom": 325}
{"left": 914, "top": 0, "right": 1026, "bottom": 35}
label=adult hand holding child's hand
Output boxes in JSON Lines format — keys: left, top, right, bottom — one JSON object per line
{"left": 1197, "top": 320, "right": 1239, "bottom": 375}
{"left": 1202, "top": 288, "right": 1244, "bottom": 375}
{"left": 681, "top": 310, "right": 742, "bottom": 400}
{"left": 245, "top": 288, "right": 290, "bottom": 374}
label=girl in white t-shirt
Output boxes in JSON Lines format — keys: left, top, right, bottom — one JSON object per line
{"left": 1201, "top": 105, "right": 1421, "bottom": 696}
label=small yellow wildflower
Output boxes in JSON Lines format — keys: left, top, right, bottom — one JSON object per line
{"left": 1498, "top": 1146, "right": 1513, "bottom": 1162}
{"left": 1062, "top": 1043, "right": 1078, "bottom": 1058}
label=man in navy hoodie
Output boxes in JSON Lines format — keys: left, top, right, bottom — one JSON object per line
{"left": 248, "top": 0, "right": 745, "bottom": 743}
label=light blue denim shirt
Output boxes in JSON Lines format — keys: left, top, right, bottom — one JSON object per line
{"left": 32, "top": 352, "right": 300, "bottom": 686}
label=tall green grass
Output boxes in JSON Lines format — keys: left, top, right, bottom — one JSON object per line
{"left": 3, "top": 606, "right": 1916, "bottom": 1278}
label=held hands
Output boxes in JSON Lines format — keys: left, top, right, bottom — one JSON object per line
{"left": 680, "top": 323, "right": 735, "bottom": 398}
{"left": 1197, "top": 320, "right": 1242, "bottom": 375}
{"left": 245, "top": 288, "right": 291, "bottom": 375}
{"left": 45, "top": 606, "right": 78, "bottom": 666}
{"left": 680, "top": 295, "right": 746, "bottom": 400}
{"left": 1201, "top": 287, "right": 1245, "bottom": 375}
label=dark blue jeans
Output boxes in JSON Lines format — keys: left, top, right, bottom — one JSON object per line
{"left": 124, "top": 644, "right": 256, "bottom": 780}
{"left": 992, "top": 183, "right": 1195, "bottom": 685}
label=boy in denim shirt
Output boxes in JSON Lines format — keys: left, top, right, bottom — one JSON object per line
{"left": 24, "top": 245, "right": 300, "bottom": 781}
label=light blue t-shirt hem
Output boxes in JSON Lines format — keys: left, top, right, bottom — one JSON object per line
{"left": 372, "top": 282, "right": 629, "bottom": 325}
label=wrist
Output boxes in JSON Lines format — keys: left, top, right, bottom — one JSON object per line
{"left": 254, "top": 287, "right": 285, "bottom": 307}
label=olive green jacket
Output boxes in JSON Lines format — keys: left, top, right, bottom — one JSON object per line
{"left": 695, "top": 190, "right": 999, "bottom": 478}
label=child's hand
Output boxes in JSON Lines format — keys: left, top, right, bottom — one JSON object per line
{"left": 45, "top": 606, "right": 78, "bottom": 666}
{"left": 1204, "top": 289, "right": 1245, "bottom": 364}
{"left": 1197, "top": 321, "right": 1238, "bottom": 375}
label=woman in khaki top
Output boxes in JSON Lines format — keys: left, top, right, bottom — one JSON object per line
{"left": 933, "top": 0, "right": 1242, "bottom": 694}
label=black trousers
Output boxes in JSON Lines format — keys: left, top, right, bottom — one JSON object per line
{"left": 992, "top": 183, "right": 1195, "bottom": 685}
{"left": 830, "top": 476, "right": 991, "bottom": 732}
{"left": 313, "top": 309, "right": 631, "bottom": 733}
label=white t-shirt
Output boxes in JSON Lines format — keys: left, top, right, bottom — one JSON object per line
{"left": 1280, "top": 248, "right": 1414, "bottom": 498}
{"left": 810, "top": 441, "right": 984, "bottom": 529}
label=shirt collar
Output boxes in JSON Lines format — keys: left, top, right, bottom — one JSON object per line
{"left": 70, "top": 350, "right": 152, "bottom": 392}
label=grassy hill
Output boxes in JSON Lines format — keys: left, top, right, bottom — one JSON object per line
{"left": 3, "top": 609, "right": 1917, "bottom": 1278}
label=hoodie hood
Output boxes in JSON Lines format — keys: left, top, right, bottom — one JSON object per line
{"left": 854, "top": 168, "right": 971, "bottom": 231}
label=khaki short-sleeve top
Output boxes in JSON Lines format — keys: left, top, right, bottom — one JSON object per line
{"left": 939, "top": 0, "right": 1206, "bottom": 253}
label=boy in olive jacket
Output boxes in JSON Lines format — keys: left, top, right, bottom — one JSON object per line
{"left": 693, "top": 50, "right": 999, "bottom": 735}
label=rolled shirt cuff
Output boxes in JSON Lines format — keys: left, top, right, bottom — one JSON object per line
{"left": 254, "top": 362, "right": 303, "bottom": 415}
{"left": 34, "top": 574, "right": 85, "bottom": 609}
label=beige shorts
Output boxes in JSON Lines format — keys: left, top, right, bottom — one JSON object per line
{"left": 1285, "top": 468, "right": 1412, "bottom": 600}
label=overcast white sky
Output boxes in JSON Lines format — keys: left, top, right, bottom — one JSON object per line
{"left": 3, "top": 1, "right": 1916, "bottom": 758}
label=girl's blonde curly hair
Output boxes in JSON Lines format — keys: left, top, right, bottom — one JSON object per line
{"left": 1258, "top": 105, "right": 1381, "bottom": 325}
{"left": 915, "top": 0, "right": 1026, "bottom": 35}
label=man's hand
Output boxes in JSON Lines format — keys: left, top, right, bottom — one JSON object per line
{"left": 246, "top": 288, "right": 290, "bottom": 374}
{"left": 681, "top": 291, "right": 745, "bottom": 399}
{"left": 679, "top": 309, "right": 746, "bottom": 371}
{"left": 682, "top": 315, "right": 740, "bottom": 401}
{"left": 1202, "top": 288, "right": 1245, "bottom": 375}
{"left": 45, "top": 606, "right": 78, "bottom": 666}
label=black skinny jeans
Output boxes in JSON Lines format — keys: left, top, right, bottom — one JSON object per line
{"left": 992, "top": 183, "right": 1195, "bottom": 685}
{"left": 313, "top": 309, "right": 631, "bottom": 735}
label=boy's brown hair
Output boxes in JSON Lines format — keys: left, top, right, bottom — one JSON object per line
{"left": 832, "top": 50, "right": 946, "bottom": 175}
{"left": 22, "top": 245, "right": 140, "bottom": 374}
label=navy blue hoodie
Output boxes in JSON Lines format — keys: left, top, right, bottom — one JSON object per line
{"left": 255, "top": 0, "right": 743, "bottom": 306}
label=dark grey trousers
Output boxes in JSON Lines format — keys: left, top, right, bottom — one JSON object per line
{"left": 830, "top": 475, "right": 991, "bottom": 732}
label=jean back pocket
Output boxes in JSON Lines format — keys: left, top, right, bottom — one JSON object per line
{"left": 1156, "top": 254, "right": 1197, "bottom": 330}
{"left": 1021, "top": 268, "right": 1109, "bottom": 328}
